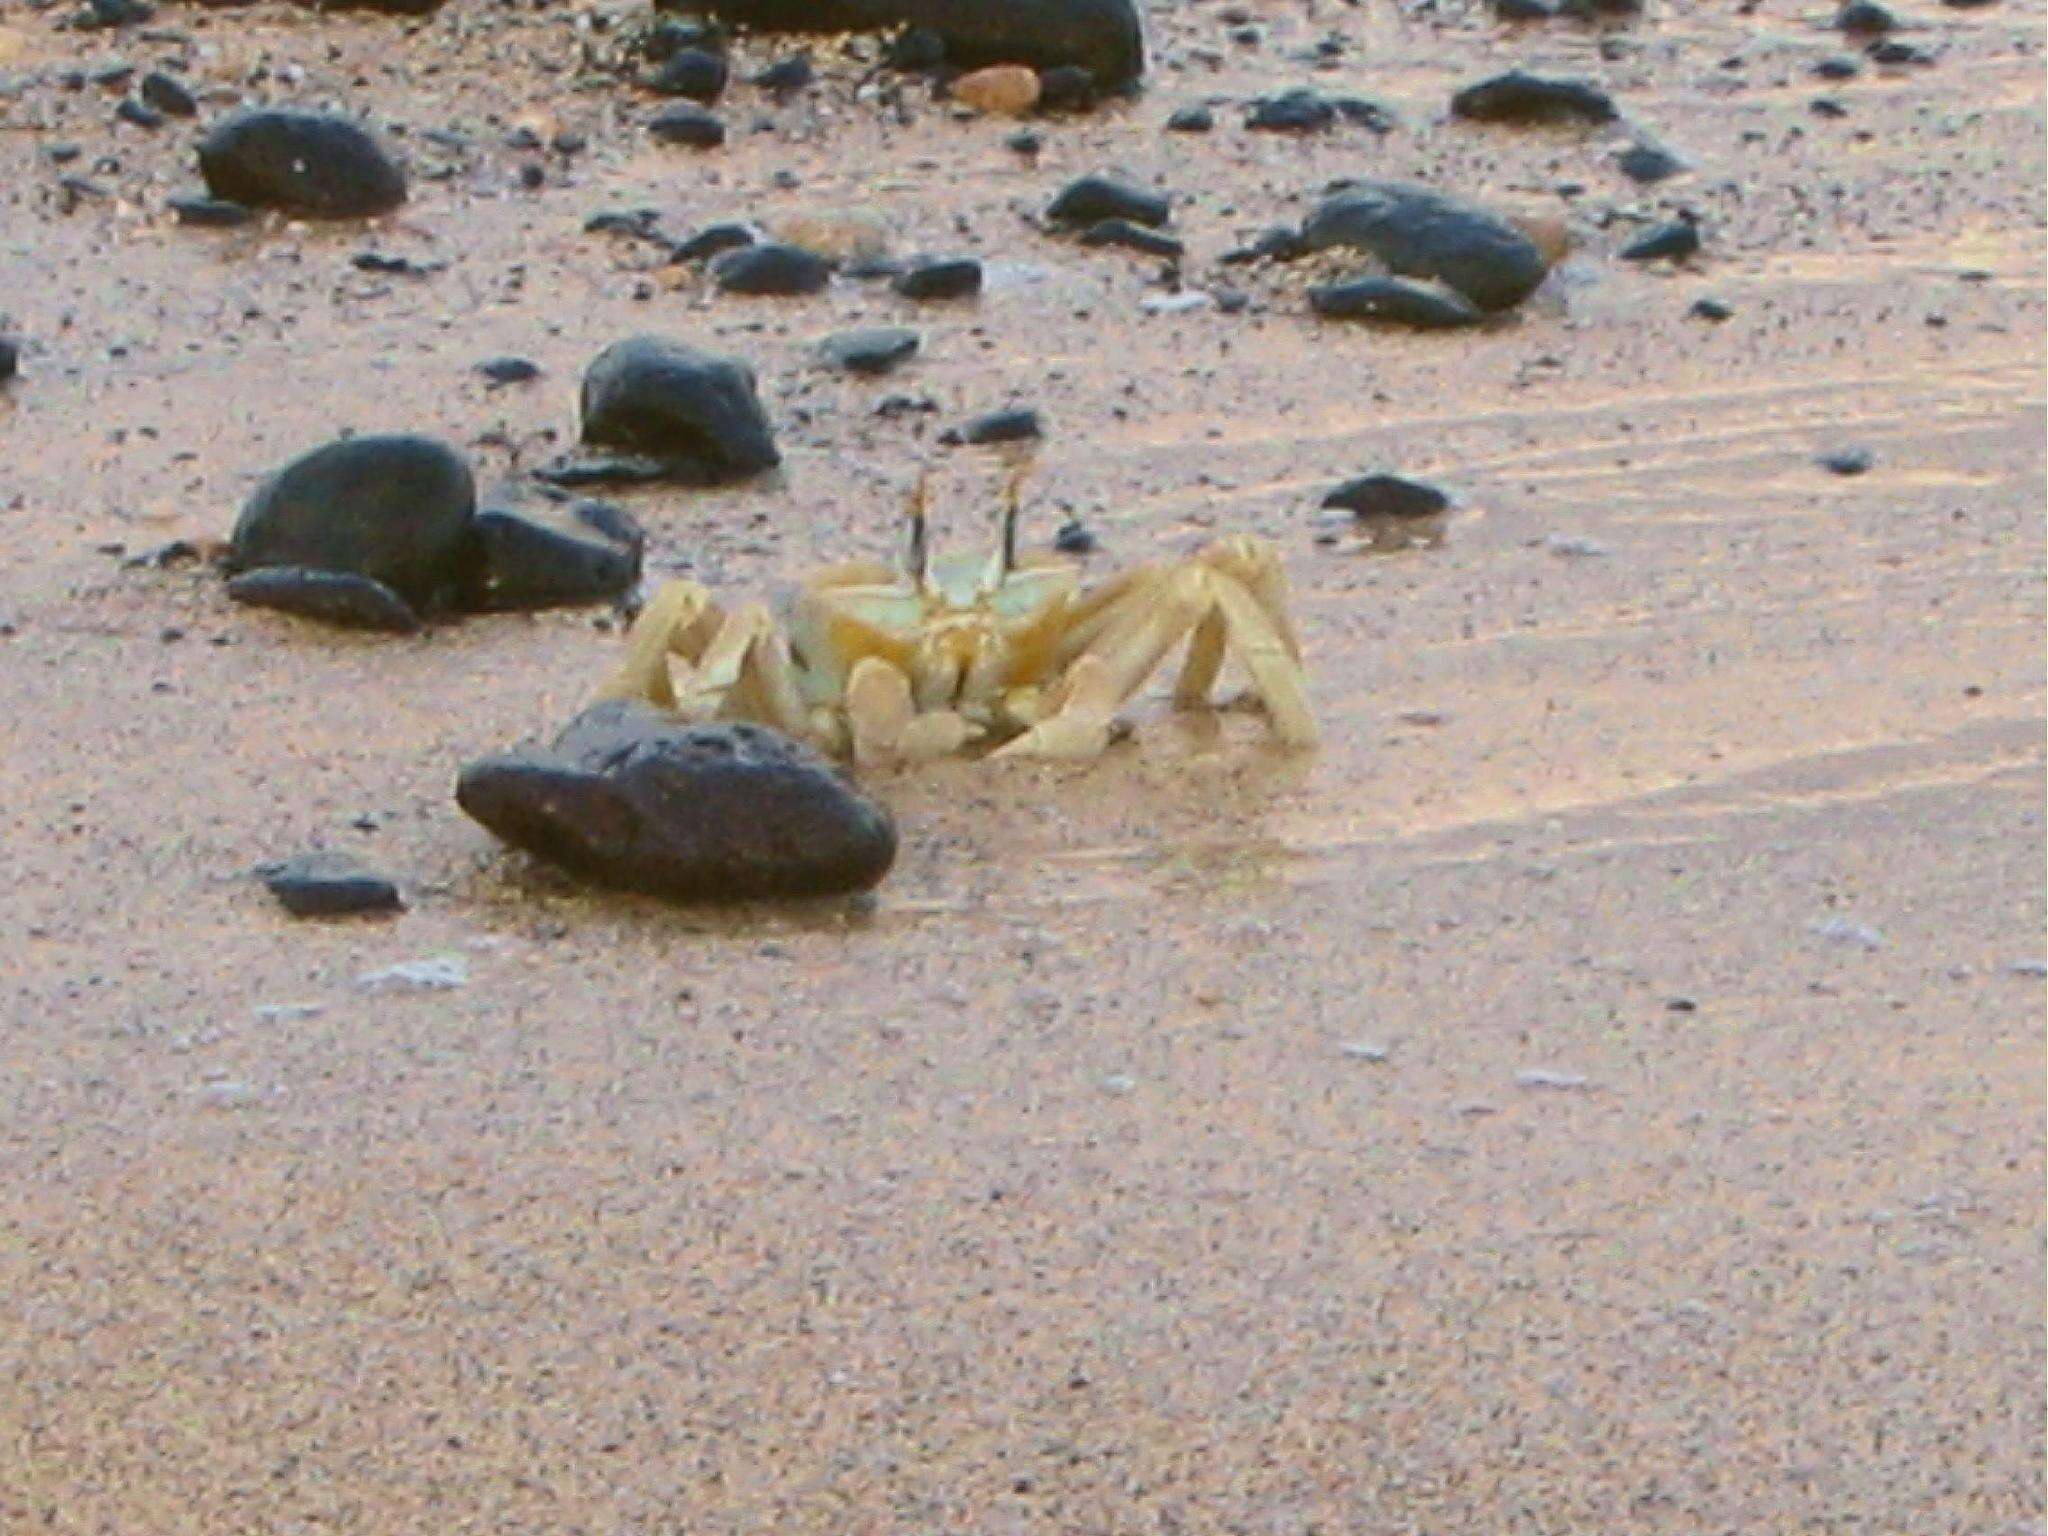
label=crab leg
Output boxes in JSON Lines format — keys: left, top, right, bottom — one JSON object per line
{"left": 1208, "top": 573, "right": 1318, "bottom": 748}
{"left": 597, "top": 580, "right": 724, "bottom": 709}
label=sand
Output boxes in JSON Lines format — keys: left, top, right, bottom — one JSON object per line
{"left": 1, "top": 0, "right": 2043, "bottom": 1530}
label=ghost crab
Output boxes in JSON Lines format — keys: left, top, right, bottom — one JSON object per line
{"left": 596, "top": 469, "right": 1317, "bottom": 765}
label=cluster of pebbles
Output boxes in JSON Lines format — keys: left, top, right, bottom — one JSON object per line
{"left": 2, "top": 0, "right": 1961, "bottom": 906}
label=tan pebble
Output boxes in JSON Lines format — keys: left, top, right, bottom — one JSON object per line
{"left": 952, "top": 65, "right": 1041, "bottom": 117}
{"left": 1511, "top": 213, "right": 1576, "bottom": 267}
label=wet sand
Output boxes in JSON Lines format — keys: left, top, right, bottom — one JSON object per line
{"left": 2, "top": 1, "right": 2044, "bottom": 1530}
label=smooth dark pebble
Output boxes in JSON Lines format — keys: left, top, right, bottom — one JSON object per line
{"left": 1046, "top": 173, "right": 1171, "bottom": 229}
{"left": 476, "top": 355, "right": 542, "bottom": 384}
{"left": 138, "top": 69, "right": 195, "bottom": 116}
{"left": 1820, "top": 447, "right": 1874, "bottom": 475}
{"left": 943, "top": 407, "right": 1044, "bottom": 446}
{"left": 648, "top": 104, "right": 725, "bottom": 148}
{"left": 892, "top": 257, "right": 982, "bottom": 300}
{"left": 259, "top": 851, "right": 404, "bottom": 917}
{"left": 1077, "top": 218, "right": 1184, "bottom": 258}
{"left": 168, "top": 193, "right": 255, "bottom": 227}
{"left": 1166, "top": 104, "right": 1213, "bottom": 132}
{"left": 1619, "top": 218, "right": 1700, "bottom": 261}
{"left": 711, "top": 241, "right": 832, "bottom": 295}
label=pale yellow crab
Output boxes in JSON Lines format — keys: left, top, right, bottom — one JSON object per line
{"left": 595, "top": 472, "right": 1317, "bottom": 764}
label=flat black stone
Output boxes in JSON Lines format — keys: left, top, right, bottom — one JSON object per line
{"left": 0, "top": 337, "right": 20, "bottom": 381}
{"left": 1836, "top": 0, "right": 1895, "bottom": 32}
{"left": 1813, "top": 55, "right": 1862, "bottom": 79}
{"left": 1166, "top": 103, "right": 1213, "bottom": 132}
{"left": 116, "top": 97, "right": 164, "bottom": 129}
{"left": 226, "top": 567, "right": 423, "bottom": 632}
{"left": 1246, "top": 87, "right": 1334, "bottom": 132}
{"left": 476, "top": 355, "right": 541, "bottom": 384}
{"left": 456, "top": 702, "right": 897, "bottom": 901}
{"left": 1045, "top": 173, "right": 1170, "bottom": 229}
{"left": 169, "top": 193, "right": 254, "bottom": 227}
{"left": 817, "top": 326, "right": 921, "bottom": 374}
{"left": 1310, "top": 276, "right": 1482, "bottom": 328}
{"left": 1689, "top": 297, "right": 1733, "bottom": 321}
{"left": 647, "top": 47, "right": 728, "bottom": 101}
{"left": 1619, "top": 219, "right": 1700, "bottom": 260}
{"left": 668, "top": 221, "right": 756, "bottom": 261}
{"left": 891, "top": 257, "right": 983, "bottom": 300}
{"left": 1820, "top": 447, "right": 1874, "bottom": 476}
{"left": 1037, "top": 64, "right": 1097, "bottom": 110}
{"left": 259, "top": 851, "right": 404, "bottom": 917}
{"left": 138, "top": 70, "right": 195, "bottom": 116}
{"left": 1295, "top": 181, "right": 1549, "bottom": 312}
{"left": 1077, "top": 218, "right": 1184, "bottom": 258}
{"left": 1616, "top": 142, "right": 1686, "bottom": 183}
{"left": 712, "top": 241, "right": 832, "bottom": 295}
{"left": 753, "top": 53, "right": 813, "bottom": 91}
{"left": 568, "top": 335, "right": 779, "bottom": 481}
{"left": 1450, "top": 68, "right": 1617, "bottom": 124}
{"left": 1322, "top": 473, "right": 1451, "bottom": 518}
{"left": 943, "top": 407, "right": 1044, "bottom": 446}
{"left": 648, "top": 104, "right": 726, "bottom": 148}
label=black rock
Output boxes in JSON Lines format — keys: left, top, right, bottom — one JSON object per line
{"left": 476, "top": 355, "right": 541, "bottom": 384}
{"left": 818, "top": 326, "right": 921, "bottom": 374}
{"left": 648, "top": 47, "right": 728, "bottom": 100}
{"left": 230, "top": 434, "right": 476, "bottom": 609}
{"left": 892, "top": 257, "right": 983, "bottom": 300}
{"left": 887, "top": 25, "right": 948, "bottom": 70}
{"left": 1616, "top": 141, "right": 1685, "bottom": 183}
{"left": 1077, "top": 218, "right": 1184, "bottom": 259}
{"left": 648, "top": 104, "right": 726, "bottom": 148}
{"left": 1450, "top": 69, "right": 1617, "bottom": 124}
{"left": 1006, "top": 129, "right": 1044, "bottom": 155}
{"left": 943, "top": 407, "right": 1044, "bottom": 446}
{"left": 1867, "top": 39, "right": 1933, "bottom": 63}
{"left": 465, "top": 484, "right": 644, "bottom": 612}
{"left": 226, "top": 567, "right": 423, "bottom": 632}
{"left": 1221, "top": 224, "right": 1304, "bottom": 264}
{"left": 138, "top": 70, "right": 195, "bottom": 117}
{"left": 642, "top": 16, "right": 723, "bottom": 60}
{"left": 698, "top": 0, "right": 1144, "bottom": 88}
{"left": 1813, "top": 54, "right": 1862, "bottom": 79}
{"left": 1166, "top": 103, "right": 1214, "bottom": 132}
{"left": 259, "top": 851, "right": 404, "bottom": 917}
{"left": 1689, "top": 296, "right": 1733, "bottom": 321}
{"left": 197, "top": 109, "right": 406, "bottom": 219}
{"left": 0, "top": 337, "right": 18, "bottom": 382}
{"left": 1322, "top": 473, "right": 1451, "bottom": 518}
{"left": 1619, "top": 218, "right": 1700, "bottom": 261}
{"left": 712, "top": 241, "right": 832, "bottom": 295}
{"left": 1309, "top": 275, "right": 1482, "bottom": 329}
{"left": 1037, "top": 64, "right": 1097, "bottom": 110}
{"left": 753, "top": 52, "right": 813, "bottom": 92}
{"left": 668, "top": 221, "right": 756, "bottom": 262}
{"left": 456, "top": 702, "right": 897, "bottom": 901}
{"left": 78, "top": 0, "right": 154, "bottom": 27}
{"left": 115, "top": 97, "right": 164, "bottom": 129}
{"left": 1810, "top": 97, "right": 1848, "bottom": 118}
{"left": 1820, "top": 447, "right": 1874, "bottom": 476}
{"left": 1559, "top": 0, "right": 1644, "bottom": 13}
{"left": 1836, "top": 0, "right": 1894, "bottom": 32}
{"left": 1046, "top": 173, "right": 1170, "bottom": 229}
{"left": 1246, "top": 87, "right": 1334, "bottom": 132}
{"left": 169, "top": 193, "right": 255, "bottom": 227}
{"left": 1494, "top": 0, "right": 1555, "bottom": 17}
{"left": 585, "top": 206, "right": 663, "bottom": 238}
{"left": 351, "top": 250, "right": 442, "bottom": 277}
{"left": 549, "top": 335, "right": 779, "bottom": 486}
{"left": 1294, "top": 181, "right": 1550, "bottom": 312}
{"left": 1053, "top": 519, "right": 1098, "bottom": 554}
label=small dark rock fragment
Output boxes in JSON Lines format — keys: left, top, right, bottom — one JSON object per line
{"left": 466, "top": 484, "right": 644, "bottom": 612}
{"left": 226, "top": 567, "right": 423, "bottom": 632}
{"left": 115, "top": 97, "right": 164, "bottom": 129}
{"left": 1616, "top": 141, "right": 1685, "bottom": 183}
{"left": 1246, "top": 87, "right": 1333, "bottom": 132}
{"left": 1867, "top": 39, "right": 1933, "bottom": 64}
{"left": 476, "top": 355, "right": 541, "bottom": 385}
{"left": 943, "top": 407, "right": 1043, "bottom": 446}
{"left": 456, "top": 702, "right": 897, "bottom": 901}
{"left": 1046, "top": 173, "right": 1170, "bottom": 229}
{"left": 668, "top": 221, "right": 756, "bottom": 261}
{"left": 817, "top": 326, "right": 921, "bottom": 374}
{"left": 648, "top": 104, "right": 726, "bottom": 147}
{"left": 1619, "top": 217, "right": 1700, "bottom": 261}
{"left": 1077, "top": 218, "right": 1184, "bottom": 258}
{"left": 648, "top": 47, "right": 729, "bottom": 100}
{"left": 1037, "top": 64, "right": 1096, "bottom": 111}
{"left": 260, "top": 851, "right": 404, "bottom": 917}
{"left": 1309, "top": 275, "right": 1482, "bottom": 328}
{"left": 711, "top": 241, "right": 832, "bottom": 295}
{"left": 198, "top": 109, "right": 406, "bottom": 219}
{"left": 585, "top": 206, "right": 663, "bottom": 238}
{"left": 168, "top": 193, "right": 255, "bottom": 227}
{"left": 1495, "top": 0, "right": 1555, "bottom": 17}
{"left": 1054, "top": 519, "right": 1098, "bottom": 554}
{"left": 892, "top": 257, "right": 983, "bottom": 300}
{"left": 1322, "top": 473, "right": 1451, "bottom": 518}
{"left": 138, "top": 70, "right": 195, "bottom": 117}
{"left": 1689, "top": 297, "right": 1733, "bottom": 321}
{"left": 887, "top": 25, "right": 947, "bottom": 71}
{"left": 1, "top": 337, "right": 21, "bottom": 381}
{"left": 753, "top": 52, "right": 813, "bottom": 92}
{"left": 1820, "top": 447, "right": 1874, "bottom": 475}
{"left": 1166, "top": 103, "right": 1213, "bottom": 132}
{"left": 1451, "top": 68, "right": 1617, "bottom": 124}
{"left": 1810, "top": 96, "right": 1848, "bottom": 118}
{"left": 1295, "top": 181, "right": 1550, "bottom": 312}
{"left": 1813, "top": 54, "right": 1862, "bottom": 79}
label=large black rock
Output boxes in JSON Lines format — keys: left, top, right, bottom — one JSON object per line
{"left": 197, "top": 109, "right": 406, "bottom": 218}
{"left": 547, "top": 336, "right": 780, "bottom": 486}
{"left": 229, "top": 434, "right": 475, "bottom": 608}
{"left": 694, "top": 0, "right": 1144, "bottom": 87}
{"left": 1294, "top": 181, "right": 1551, "bottom": 312}
{"left": 465, "top": 484, "right": 644, "bottom": 612}
{"left": 457, "top": 701, "right": 898, "bottom": 900}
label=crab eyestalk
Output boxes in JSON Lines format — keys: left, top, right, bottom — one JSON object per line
{"left": 904, "top": 474, "right": 933, "bottom": 594}
{"left": 978, "top": 460, "right": 1031, "bottom": 596}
